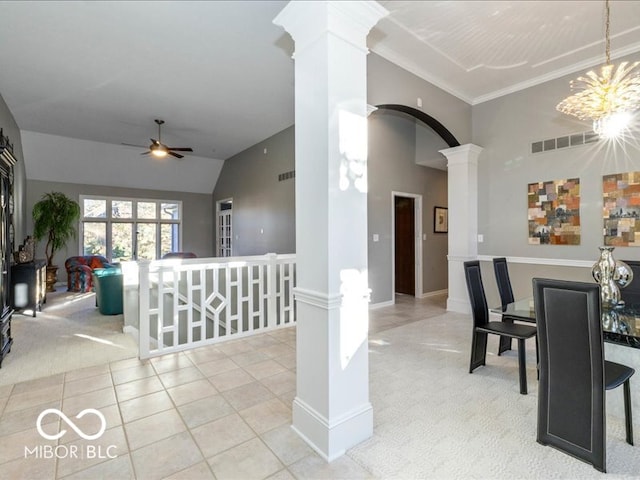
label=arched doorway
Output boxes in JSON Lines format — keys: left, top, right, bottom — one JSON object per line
{"left": 373, "top": 104, "right": 458, "bottom": 301}
{"left": 375, "top": 104, "right": 460, "bottom": 147}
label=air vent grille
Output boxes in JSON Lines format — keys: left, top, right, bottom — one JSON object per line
{"left": 278, "top": 170, "right": 295, "bottom": 182}
{"left": 531, "top": 130, "right": 600, "bottom": 155}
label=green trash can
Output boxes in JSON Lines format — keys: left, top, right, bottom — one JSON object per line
{"left": 93, "top": 268, "right": 123, "bottom": 315}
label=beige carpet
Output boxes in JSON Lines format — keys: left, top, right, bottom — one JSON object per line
{"left": 349, "top": 309, "right": 640, "bottom": 479}
{"left": 0, "top": 288, "right": 138, "bottom": 386}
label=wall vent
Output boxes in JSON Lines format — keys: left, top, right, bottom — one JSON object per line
{"left": 531, "top": 130, "right": 600, "bottom": 155}
{"left": 278, "top": 170, "right": 295, "bottom": 182}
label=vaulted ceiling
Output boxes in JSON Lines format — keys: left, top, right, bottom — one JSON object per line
{"left": 1, "top": 1, "right": 639, "bottom": 175}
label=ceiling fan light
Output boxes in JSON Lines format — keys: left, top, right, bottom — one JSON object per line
{"left": 150, "top": 144, "right": 168, "bottom": 158}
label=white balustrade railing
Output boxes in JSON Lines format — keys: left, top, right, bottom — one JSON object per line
{"left": 132, "top": 253, "right": 296, "bottom": 358}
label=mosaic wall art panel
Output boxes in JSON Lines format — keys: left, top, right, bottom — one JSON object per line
{"left": 528, "top": 178, "right": 580, "bottom": 245}
{"left": 603, "top": 172, "right": 640, "bottom": 247}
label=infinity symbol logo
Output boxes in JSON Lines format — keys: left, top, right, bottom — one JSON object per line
{"left": 36, "top": 408, "right": 107, "bottom": 441}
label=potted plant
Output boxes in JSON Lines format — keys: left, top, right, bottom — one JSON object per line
{"left": 32, "top": 192, "right": 81, "bottom": 291}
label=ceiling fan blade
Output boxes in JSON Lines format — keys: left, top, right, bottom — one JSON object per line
{"left": 126, "top": 122, "right": 188, "bottom": 159}
{"left": 121, "top": 142, "right": 148, "bottom": 148}
{"left": 167, "top": 147, "right": 193, "bottom": 152}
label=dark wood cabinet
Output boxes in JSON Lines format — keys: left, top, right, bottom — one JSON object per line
{"left": 0, "top": 131, "right": 16, "bottom": 368}
{"left": 11, "top": 260, "right": 47, "bottom": 317}
{"left": 0, "top": 308, "right": 11, "bottom": 368}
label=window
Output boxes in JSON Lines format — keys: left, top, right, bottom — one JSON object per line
{"left": 80, "top": 195, "right": 182, "bottom": 261}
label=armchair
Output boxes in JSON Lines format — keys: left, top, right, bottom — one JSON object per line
{"left": 65, "top": 255, "right": 115, "bottom": 292}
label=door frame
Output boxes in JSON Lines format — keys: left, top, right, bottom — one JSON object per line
{"left": 216, "top": 198, "right": 233, "bottom": 257}
{"left": 391, "top": 191, "right": 423, "bottom": 304}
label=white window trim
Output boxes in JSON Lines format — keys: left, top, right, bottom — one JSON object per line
{"left": 80, "top": 195, "right": 183, "bottom": 261}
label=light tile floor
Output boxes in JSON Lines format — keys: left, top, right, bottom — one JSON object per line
{"left": 0, "top": 294, "right": 446, "bottom": 479}
{"left": 6, "top": 294, "right": 634, "bottom": 479}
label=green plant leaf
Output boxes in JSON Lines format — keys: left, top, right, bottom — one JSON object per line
{"left": 32, "top": 192, "right": 81, "bottom": 266}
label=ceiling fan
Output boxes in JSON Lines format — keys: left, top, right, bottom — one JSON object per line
{"left": 124, "top": 119, "right": 193, "bottom": 159}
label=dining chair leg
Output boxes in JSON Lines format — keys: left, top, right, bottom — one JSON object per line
{"left": 624, "top": 379, "right": 634, "bottom": 445}
{"left": 536, "top": 335, "right": 540, "bottom": 380}
{"left": 497, "top": 317, "right": 513, "bottom": 355}
{"left": 498, "top": 336, "right": 512, "bottom": 355}
{"left": 469, "top": 330, "right": 488, "bottom": 373}
{"left": 517, "top": 338, "right": 527, "bottom": 395}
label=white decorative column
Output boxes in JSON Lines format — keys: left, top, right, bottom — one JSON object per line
{"left": 274, "top": 1, "right": 388, "bottom": 461}
{"left": 439, "top": 144, "right": 483, "bottom": 313}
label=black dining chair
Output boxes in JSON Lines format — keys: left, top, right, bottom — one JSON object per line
{"left": 620, "top": 260, "right": 640, "bottom": 306}
{"left": 493, "top": 257, "right": 517, "bottom": 355}
{"left": 464, "top": 260, "right": 537, "bottom": 394}
{"left": 532, "top": 278, "right": 635, "bottom": 473}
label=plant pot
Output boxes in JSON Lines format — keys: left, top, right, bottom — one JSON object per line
{"left": 45, "top": 265, "right": 58, "bottom": 292}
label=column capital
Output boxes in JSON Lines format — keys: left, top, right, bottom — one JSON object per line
{"left": 274, "top": 1, "right": 388, "bottom": 55}
{"left": 439, "top": 143, "right": 483, "bottom": 167}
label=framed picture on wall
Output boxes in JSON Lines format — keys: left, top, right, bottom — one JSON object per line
{"left": 434, "top": 206, "right": 448, "bottom": 233}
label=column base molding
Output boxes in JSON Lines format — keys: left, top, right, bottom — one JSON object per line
{"left": 447, "top": 297, "right": 471, "bottom": 314}
{"left": 292, "top": 396, "right": 373, "bottom": 462}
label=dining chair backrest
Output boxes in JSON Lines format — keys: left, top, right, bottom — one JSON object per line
{"left": 620, "top": 260, "right": 640, "bottom": 305}
{"left": 493, "top": 257, "right": 515, "bottom": 306}
{"left": 464, "top": 261, "right": 489, "bottom": 328}
{"left": 532, "top": 278, "right": 605, "bottom": 471}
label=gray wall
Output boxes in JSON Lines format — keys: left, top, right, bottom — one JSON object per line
{"left": 479, "top": 260, "right": 595, "bottom": 309}
{"left": 211, "top": 53, "right": 464, "bottom": 303}
{"left": 473, "top": 53, "right": 640, "bottom": 300}
{"left": 368, "top": 110, "right": 448, "bottom": 304}
{"left": 212, "top": 126, "right": 296, "bottom": 256}
{"left": 27, "top": 180, "right": 214, "bottom": 282}
{"left": 213, "top": 109, "right": 449, "bottom": 305}
{"left": 0, "top": 93, "right": 27, "bottom": 245}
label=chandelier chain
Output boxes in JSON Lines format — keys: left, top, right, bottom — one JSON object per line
{"left": 556, "top": 0, "right": 640, "bottom": 138}
{"left": 605, "top": 0, "right": 611, "bottom": 65}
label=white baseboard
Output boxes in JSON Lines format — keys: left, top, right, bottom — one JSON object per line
{"left": 123, "top": 325, "right": 139, "bottom": 344}
{"left": 370, "top": 290, "right": 447, "bottom": 307}
{"left": 369, "top": 300, "right": 394, "bottom": 310}
{"left": 417, "top": 289, "right": 448, "bottom": 299}
{"left": 447, "top": 297, "right": 471, "bottom": 314}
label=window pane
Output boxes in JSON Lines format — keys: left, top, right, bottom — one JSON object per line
{"left": 137, "top": 202, "right": 157, "bottom": 219}
{"left": 112, "top": 200, "right": 132, "bottom": 219}
{"left": 161, "top": 224, "right": 179, "bottom": 257}
{"left": 111, "top": 223, "right": 133, "bottom": 261}
{"left": 160, "top": 202, "right": 180, "bottom": 220}
{"left": 84, "top": 199, "right": 106, "bottom": 218}
{"left": 83, "top": 222, "right": 106, "bottom": 255}
{"left": 137, "top": 223, "right": 157, "bottom": 260}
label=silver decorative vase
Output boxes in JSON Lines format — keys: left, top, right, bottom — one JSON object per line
{"left": 591, "top": 246, "right": 633, "bottom": 308}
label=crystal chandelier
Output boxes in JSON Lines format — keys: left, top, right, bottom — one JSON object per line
{"left": 556, "top": 0, "right": 640, "bottom": 138}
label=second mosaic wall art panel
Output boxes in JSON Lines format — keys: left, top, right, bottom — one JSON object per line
{"left": 603, "top": 172, "right": 640, "bottom": 247}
